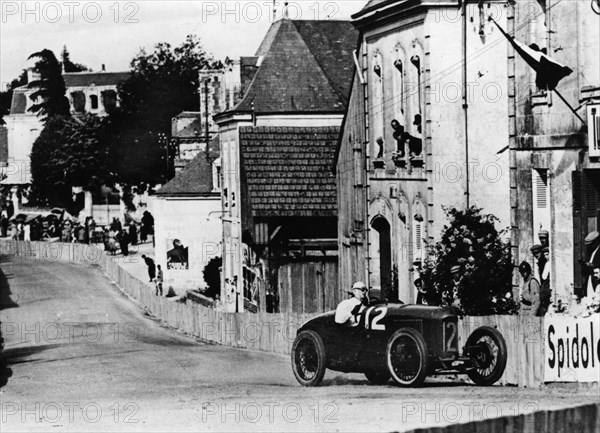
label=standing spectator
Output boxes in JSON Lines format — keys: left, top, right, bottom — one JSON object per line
{"left": 23, "top": 223, "right": 31, "bottom": 241}
{"left": 141, "top": 255, "right": 156, "bottom": 282}
{"left": 581, "top": 231, "right": 600, "bottom": 297}
{"left": 155, "top": 265, "right": 163, "bottom": 296}
{"left": 141, "top": 211, "right": 154, "bottom": 244}
{"left": 0, "top": 215, "right": 8, "bottom": 237}
{"left": 107, "top": 227, "right": 118, "bottom": 255}
{"left": 129, "top": 223, "right": 138, "bottom": 246}
{"left": 88, "top": 217, "right": 96, "bottom": 244}
{"left": 61, "top": 222, "right": 72, "bottom": 243}
{"left": 119, "top": 229, "right": 130, "bottom": 256}
{"left": 538, "top": 230, "right": 549, "bottom": 248}
{"left": 415, "top": 278, "right": 425, "bottom": 305}
{"left": 518, "top": 261, "right": 541, "bottom": 316}
{"left": 592, "top": 268, "right": 600, "bottom": 296}
{"left": 77, "top": 224, "right": 86, "bottom": 243}
{"left": 529, "top": 244, "right": 545, "bottom": 282}
{"left": 539, "top": 246, "right": 551, "bottom": 315}
{"left": 17, "top": 222, "right": 24, "bottom": 240}
{"left": 84, "top": 217, "right": 91, "bottom": 243}
{"left": 111, "top": 217, "right": 122, "bottom": 232}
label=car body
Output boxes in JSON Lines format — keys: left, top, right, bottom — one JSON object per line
{"left": 291, "top": 303, "right": 507, "bottom": 387}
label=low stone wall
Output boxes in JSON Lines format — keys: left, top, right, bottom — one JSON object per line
{"left": 406, "top": 403, "right": 599, "bottom": 433}
{"left": 0, "top": 240, "right": 549, "bottom": 386}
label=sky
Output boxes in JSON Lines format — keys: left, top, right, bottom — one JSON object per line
{"left": 0, "top": 0, "right": 366, "bottom": 89}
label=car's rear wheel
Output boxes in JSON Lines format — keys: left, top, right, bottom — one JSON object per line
{"left": 465, "top": 326, "right": 507, "bottom": 386}
{"left": 386, "top": 328, "right": 428, "bottom": 387}
{"left": 291, "top": 330, "right": 326, "bottom": 387}
{"left": 364, "top": 369, "right": 391, "bottom": 385}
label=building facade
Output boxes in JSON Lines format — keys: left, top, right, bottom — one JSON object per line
{"left": 152, "top": 147, "right": 222, "bottom": 294}
{"left": 2, "top": 70, "right": 128, "bottom": 185}
{"left": 336, "top": 0, "right": 511, "bottom": 303}
{"left": 215, "top": 18, "right": 358, "bottom": 312}
{"left": 508, "top": 1, "right": 600, "bottom": 300}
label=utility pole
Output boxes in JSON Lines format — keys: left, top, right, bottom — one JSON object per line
{"left": 204, "top": 79, "right": 210, "bottom": 161}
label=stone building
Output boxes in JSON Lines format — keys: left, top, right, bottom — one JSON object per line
{"left": 507, "top": 1, "right": 600, "bottom": 299}
{"left": 335, "top": 0, "right": 511, "bottom": 303}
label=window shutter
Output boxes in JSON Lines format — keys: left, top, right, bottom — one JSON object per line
{"left": 535, "top": 172, "right": 547, "bottom": 209}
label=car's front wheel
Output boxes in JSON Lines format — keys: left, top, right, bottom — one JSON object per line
{"left": 291, "top": 330, "right": 326, "bottom": 387}
{"left": 386, "top": 328, "right": 428, "bottom": 387}
{"left": 465, "top": 326, "right": 507, "bottom": 386}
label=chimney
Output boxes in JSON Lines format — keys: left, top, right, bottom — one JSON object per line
{"left": 101, "top": 64, "right": 106, "bottom": 72}
{"left": 283, "top": 2, "right": 289, "bottom": 19}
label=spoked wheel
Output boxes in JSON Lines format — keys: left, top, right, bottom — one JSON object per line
{"left": 386, "top": 328, "right": 428, "bottom": 387}
{"left": 465, "top": 326, "right": 507, "bottom": 386}
{"left": 364, "top": 369, "right": 391, "bottom": 385}
{"left": 291, "top": 330, "right": 326, "bottom": 387}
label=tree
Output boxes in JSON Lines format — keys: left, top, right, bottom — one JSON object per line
{"left": 108, "top": 35, "right": 221, "bottom": 184}
{"left": 27, "top": 49, "right": 70, "bottom": 119}
{"left": 29, "top": 114, "right": 112, "bottom": 209}
{"left": 420, "top": 207, "right": 518, "bottom": 316}
{"left": 203, "top": 256, "right": 222, "bottom": 299}
{"left": 61, "top": 46, "right": 90, "bottom": 73}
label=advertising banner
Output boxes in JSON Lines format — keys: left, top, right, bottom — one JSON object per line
{"left": 544, "top": 314, "right": 600, "bottom": 382}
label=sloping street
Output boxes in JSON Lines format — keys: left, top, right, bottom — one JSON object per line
{"left": 1, "top": 255, "right": 597, "bottom": 432}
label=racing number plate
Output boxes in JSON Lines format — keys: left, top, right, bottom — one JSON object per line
{"left": 443, "top": 319, "right": 458, "bottom": 352}
{"left": 364, "top": 306, "right": 388, "bottom": 331}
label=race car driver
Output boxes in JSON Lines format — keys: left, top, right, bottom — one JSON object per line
{"left": 335, "top": 281, "right": 368, "bottom": 326}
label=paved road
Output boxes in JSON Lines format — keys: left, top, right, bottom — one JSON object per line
{"left": 0, "top": 255, "right": 597, "bottom": 432}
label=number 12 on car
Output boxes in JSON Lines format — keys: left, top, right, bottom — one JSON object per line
{"left": 364, "top": 307, "right": 388, "bottom": 330}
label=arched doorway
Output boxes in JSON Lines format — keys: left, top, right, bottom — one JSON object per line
{"left": 371, "top": 216, "right": 392, "bottom": 300}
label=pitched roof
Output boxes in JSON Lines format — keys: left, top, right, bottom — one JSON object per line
{"left": 155, "top": 137, "right": 220, "bottom": 196}
{"left": 233, "top": 20, "right": 358, "bottom": 114}
{"left": 0, "top": 126, "right": 7, "bottom": 162}
{"left": 352, "top": 0, "right": 418, "bottom": 20}
{"left": 240, "top": 126, "right": 338, "bottom": 218}
{"left": 172, "top": 112, "right": 202, "bottom": 138}
{"left": 63, "top": 72, "right": 130, "bottom": 87}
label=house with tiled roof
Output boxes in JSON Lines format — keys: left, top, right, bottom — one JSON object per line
{"left": 2, "top": 68, "right": 128, "bottom": 185}
{"left": 214, "top": 16, "right": 359, "bottom": 313}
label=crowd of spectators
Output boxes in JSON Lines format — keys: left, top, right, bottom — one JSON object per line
{"left": 1, "top": 210, "right": 155, "bottom": 255}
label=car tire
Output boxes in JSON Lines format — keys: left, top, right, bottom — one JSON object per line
{"left": 291, "top": 330, "right": 327, "bottom": 387}
{"left": 386, "top": 327, "right": 428, "bottom": 387}
{"left": 364, "top": 369, "right": 391, "bottom": 385}
{"left": 465, "top": 326, "right": 507, "bottom": 386}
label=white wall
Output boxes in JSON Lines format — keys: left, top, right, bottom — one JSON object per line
{"left": 2, "top": 115, "right": 42, "bottom": 184}
{"left": 151, "top": 195, "right": 222, "bottom": 293}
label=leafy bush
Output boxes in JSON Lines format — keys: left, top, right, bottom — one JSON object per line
{"left": 203, "top": 256, "right": 222, "bottom": 299}
{"left": 420, "top": 207, "right": 518, "bottom": 316}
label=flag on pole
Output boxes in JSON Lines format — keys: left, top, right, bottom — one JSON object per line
{"left": 490, "top": 17, "right": 573, "bottom": 91}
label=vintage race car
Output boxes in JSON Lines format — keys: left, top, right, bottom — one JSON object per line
{"left": 291, "top": 303, "right": 507, "bottom": 387}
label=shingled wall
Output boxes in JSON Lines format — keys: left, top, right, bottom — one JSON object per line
{"left": 240, "top": 126, "right": 339, "bottom": 218}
